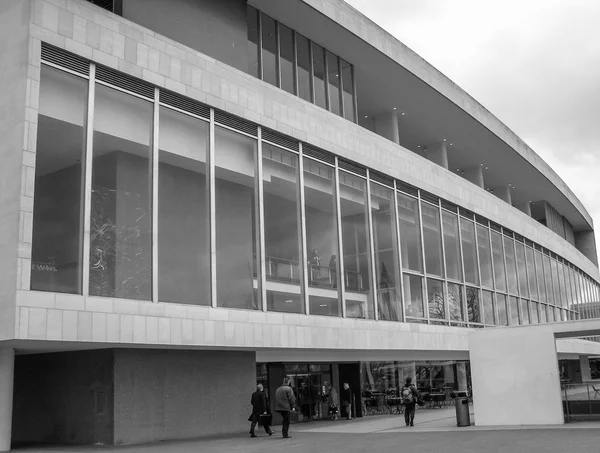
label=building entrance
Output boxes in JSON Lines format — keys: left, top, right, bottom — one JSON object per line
{"left": 285, "top": 364, "right": 331, "bottom": 422}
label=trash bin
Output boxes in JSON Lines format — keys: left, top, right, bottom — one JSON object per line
{"left": 455, "top": 397, "right": 470, "bottom": 427}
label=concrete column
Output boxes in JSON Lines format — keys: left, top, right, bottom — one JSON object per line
{"left": 0, "top": 349, "right": 14, "bottom": 452}
{"left": 580, "top": 355, "right": 591, "bottom": 381}
{"left": 516, "top": 201, "right": 532, "bottom": 216}
{"left": 374, "top": 111, "right": 399, "bottom": 145}
{"left": 463, "top": 165, "right": 484, "bottom": 189}
{"left": 425, "top": 141, "right": 448, "bottom": 170}
{"left": 496, "top": 185, "right": 512, "bottom": 204}
{"left": 456, "top": 362, "right": 468, "bottom": 392}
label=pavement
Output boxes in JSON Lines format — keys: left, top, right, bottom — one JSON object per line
{"left": 15, "top": 407, "right": 600, "bottom": 453}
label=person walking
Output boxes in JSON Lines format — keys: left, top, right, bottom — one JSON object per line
{"left": 341, "top": 382, "right": 353, "bottom": 420}
{"left": 275, "top": 377, "right": 296, "bottom": 439}
{"left": 327, "top": 383, "right": 339, "bottom": 420}
{"left": 249, "top": 383, "right": 274, "bottom": 437}
{"left": 401, "top": 377, "right": 419, "bottom": 427}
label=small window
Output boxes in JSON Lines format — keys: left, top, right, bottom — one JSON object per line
{"left": 86, "top": 0, "right": 122, "bottom": 15}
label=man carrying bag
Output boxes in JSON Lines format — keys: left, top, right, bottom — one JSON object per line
{"left": 249, "top": 383, "right": 274, "bottom": 437}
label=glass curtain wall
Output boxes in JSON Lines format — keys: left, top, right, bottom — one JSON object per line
{"left": 442, "top": 211, "right": 462, "bottom": 282}
{"left": 491, "top": 231, "right": 506, "bottom": 292}
{"left": 460, "top": 218, "right": 479, "bottom": 286}
{"left": 466, "top": 287, "right": 481, "bottom": 324}
{"left": 422, "top": 202, "right": 444, "bottom": 278}
{"left": 476, "top": 224, "right": 493, "bottom": 289}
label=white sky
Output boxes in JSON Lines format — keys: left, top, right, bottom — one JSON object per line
{"left": 345, "top": 0, "right": 600, "bottom": 261}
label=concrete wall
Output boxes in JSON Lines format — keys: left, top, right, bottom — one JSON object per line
{"left": 575, "top": 231, "right": 598, "bottom": 267}
{"left": 113, "top": 349, "right": 255, "bottom": 445}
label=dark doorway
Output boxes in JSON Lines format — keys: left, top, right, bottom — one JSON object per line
{"left": 338, "top": 362, "right": 362, "bottom": 418}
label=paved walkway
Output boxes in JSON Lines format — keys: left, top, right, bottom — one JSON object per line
{"left": 15, "top": 408, "right": 600, "bottom": 453}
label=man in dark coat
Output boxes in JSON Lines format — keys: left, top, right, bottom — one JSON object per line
{"left": 275, "top": 377, "right": 296, "bottom": 439}
{"left": 249, "top": 384, "right": 274, "bottom": 437}
{"left": 341, "top": 382, "right": 353, "bottom": 420}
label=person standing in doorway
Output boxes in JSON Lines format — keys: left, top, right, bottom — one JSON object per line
{"left": 341, "top": 382, "right": 353, "bottom": 420}
{"left": 249, "top": 383, "right": 274, "bottom": 437}
{"left": 275, "top": 377, "right": 296, "bottom": 439}
{"left": 327, "top": 382, "right": 339, "bottom": 420}
{"left": 401, "top": 377, "right": 419, "bottom": 427}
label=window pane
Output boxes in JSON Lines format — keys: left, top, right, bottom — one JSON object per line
{"left": 404, "top": 274, "right": 424, "bottom": 318}
{"left": 558, "top": 263, "right": 568, "bottom": 309}
{"left": 442, "top": 211, "right": 462, "bottom": 281}
{"left": 90, "top": 84, "right": 152, "bottom": 300}
{"left": 548, "top": 305, "right": 555, "bottom": 322}
{"left": 215, "top": 126, "right": 258, "bottom": 309}
{"left": 263, "top": 144, "right": 302, "bottom": 314}
{"left": 246, "top": 6, "right": 259, "bottom": 78}
{"left": 158, "top": 107, "right": 209, "bottom": 305}
{"left": 497, "top": 293, "right": 508, "bottom": 326}
{"left": 448, "top": 283, "right": 464, "bottom": 321}
{"left": 476, "top": 225, "right": 493, "bottom": 288}
{"left": 341, "top": 59, "right": 355, "bottom": 122}
{"left": 535, "top": 251, "right": 546, "bottom": 302}
{"left": 339, "top": 171, "right": 373, "bottom": 319}
{"left": 279, "top": 24, "right": 295, "bottom": 95}
{"left": 539, "top": 303, "right": 548, "bottom": 323}
{"left": 482, "top": 290, "right": 495, "bottom": 325}
{"left": 509, "top": 296, "right": 520, "bottom": 325}
{"left": 460, "top": 219, "right": 478, "bottom": 285}
{"left": 531, "top": 301, "right": 540, "bottom": 324}
{"left": 296, "top": 33, "right": 311, "bottom": 102}
{"left": 304, "top": 158, "right": 340, "bottom": 315}
{"left": 427, "top": 278, "right": 445, "bottom": 320}
{"left": 491, "top": 231, "right": 506, "bottom": 292}
{"left": 422, "top": 202, "right": 443, "bottom": 277}
{"left": 326, "top": 51, "right": 341, "bottom": 115}
{"left": 524, "top": 246, "right": 536, "bottom": 299}
{"left": 543, "top": 255, "right": 554, "bottom": 305}
{"left": 261, "top": 13, "right": 277, "bottom": 86}
{"left": 521, "top": 299, "right": 530, "bottom": 325}
{"left": 312, "top": 42, "right": 326, "bottom": 109}
{"left": 398, "top": 193, "right": 423, "bottom": 272}
{"left": 32, "top": 66, "right": 87, "bottom": 294}
{"left": 550, "top": 259, "right": 560, "bottom": 307}
{"left": 371, "top": 183, "right": 401, "bottom": 321}
{"left": 466, "top": 286, "right": 481, "bottom": 323}
{"left": 504, "top": 239, "right": 518, "bottom": 295}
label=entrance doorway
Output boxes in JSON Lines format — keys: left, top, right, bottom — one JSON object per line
{"left": 285, "top": 364, "right": 331, "bottom": 422}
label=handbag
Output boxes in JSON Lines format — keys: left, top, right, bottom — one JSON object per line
{"left": 328, "top": 404, "right": 339, "bottom": 414}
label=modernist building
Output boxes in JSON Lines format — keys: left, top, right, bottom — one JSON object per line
{"left": 1, "top": 0, "right": 600, "bottom": 448}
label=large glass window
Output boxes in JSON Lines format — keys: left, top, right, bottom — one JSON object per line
{"left": 427, "top": 278, "right": 445, "bottom": 320}
{"left": 525, "top": 247, "right": 537, "bottom": 300}
{"left": 261, "top": 13, "right": 277, "bottom": 87}
{"left": 90, "top": 84, "right": 152, "bottom": 300}
{"left": 550, "top": 259, "right": 561, "bottom": 307}
{"left": 516, "top": 243, "right": 529, "bottom": 298}
{"left": 339, "top": 171, "right": 373, "bottom": 319}
{"left": 371, "top": 183, "right": 401, "bottom": 321}
{"left": 327, "top": 51, "right": 341, "bottom": 116}
{"left": 535, "top": 251, "right": 546, "bottom": 302}
{"left": 521, "top": 299, "right": 530, "bottom": 325}
{"left": 558, "top": 263, "right": 568, "bottom": 309}
{"left": 246, "top": 6, "right": 259, "bottom": 78}
{"left": 296, "top": 33, "right": 311, "bottom": 103}
{"left": 404, "top": 274, "right": 424, "bottom": 319}
{"left": 421, "top": 202, "right": 443, "bottom": 277}
{"left": 466, "top": 287, "right": 481, "bottom": 323}
{"left": 397, "top": 193, "right": 423, "bottom": 272}
{"left": 215, "top": 127, "right": 258, "bottom": 309}
{"left": 476, "top": 225, "right": 493, "bottom": 288}
{"left": 509, "top": 296, "right": 520, "bottom": 325}
{"left": 482, "top": 290, "right": 495, "bottom": 325}
{"left": 279, "top": 24, "right": 295, "bottom": 95}
{"left": 531, "top": 301, "right": 540, "bottom": 324}
{"left": 303, "top": 158, "right": 340, "bottom": 316}
{"left": 543, "top": 255, "right": 554, "bottom": 305}
{"left": 460, "top": 219, "right": 478, "bottom": 285}
{"left": 448, "top": 283, "right": 464, "bottom": 322}
{"left": 443, "top": 211, "right": 462, "bottom": 281}
{"left": 263, "top": 143, "right": 303, "bottom": 314}
{"left": 539, "top": 303, "right": 548, "bottom": 323}
{"left": 504, "top": 238, "right": 518, "bottom": 295}
{"left": 341, "top": 59, "right": 355, "bottom": 122}
{"left": 497, "top": 294, "right": 508, "bottom": 326}
{"left": 158, "top": 107, "right": 209, "bottom": 305}
{"left": 312, "top": 42, "right": 326, "bottom": 109}
{"left": 31, "top": 66, "right": 87, "bottom": 294}
{"left": 491, "top": 231, "right": 506, "bottom": 292}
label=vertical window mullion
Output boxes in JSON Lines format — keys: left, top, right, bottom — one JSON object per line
{"left": 456, "top": 216, "right": 468, "bottom": 322}
{"left": 308, "top": 40, "right": 315, "bottom": 103}
{"left": 365, "top": 170, "right": 379, "bottom": 321}
{"left": 323, "top": 46, "right": 330, "bottom": 111}
{"left": 472, "top": 220, "right": 483, "bottom": 325}
{"left": 438, "top": 203, "right": 448, "bottom": 321}
{"left": 392, "top": 182, "right": 406, "bottom": 322}
{"left": 417, "top": 191, "right": 429, "bottom": 323}
{"left": 208, "top": 109, "right": 217, "bottom": 307}
{"left": 256, "top": 128, "right": 267, "bottom": 311}
{"left": 351, "top": 64, "right": 358, "bottom": 124}
{"left": 257, "top": 12, "right": 263, "bottom": 81}
{"left": 337, "top": 56, "right": 344, "bottom": 119}
{"left": 298, "top": 144, "right": 310, "bottom": 315}
{"left": 292, "top": 30, "right": 298, "bottom": 96}
{"left": 151, "top": 87, "right": 160, "bottom": 303}
{"left": 334, "top": 158, "right": 346, "bottom": 317}
{"left": 275, "top": 21, "right": 281, "bottom": 88}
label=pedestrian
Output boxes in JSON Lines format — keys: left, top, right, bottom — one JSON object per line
{"left": 249, "top": 383, "right": 274, "bottom": 437}
{"left": 327, "top": 382, "right": 339, "bottom": 420}
{"left": 401, "top": 377, "right": 419, "bottom": 427}
{"left": 275, "top": 377, "right": 296, "bottom": 439}
{"left": 341, "top": 382, "right": 353, "bottom": 420}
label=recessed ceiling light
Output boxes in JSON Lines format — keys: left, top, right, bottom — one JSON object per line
{"left": 449, "top": 143, "right": 453, "bottom": 146}
{"left": 401, "top": 112, "right": 406, "bottom": 115}
{"left": 417, "top": 145, "right": 421, "bottom": 148}
{"left": 364, "top": 115, "right": 368, "bottom": 118}
{"left": 456, "top": 168, "right": 460, "bottom": 171}
{"left": 443, "top": 138, "right": 447, "bottom": 142}
{"left": 485, "top": 167, "right": 489, "bottom": 170}
{"left": 393, "top": 107, "right": 397, "bottom": 110}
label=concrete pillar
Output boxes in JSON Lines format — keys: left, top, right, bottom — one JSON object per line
{"left": 374, "top": 111, "right": 399, "bottom": 145}
{"left": 580, "top": 355, "right": 591, "bottom": 381}
{"left": 456, "top": 362, "right": 468, "bottom": 392}
{"left": 425, "top": 141, "right": 448, "bottom": 170}
{"left": 463, "top": 165, "right": 484, "bottom": 189}
{"left": 0, "top": 349, "right": 14, "bottom": 452}
{"left": 516, "top": 201, "right": 532, "bottom": 216}
{"left": 496, "top": 185, "right": 512, "bottom": 204}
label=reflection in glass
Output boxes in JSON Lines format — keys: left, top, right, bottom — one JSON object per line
{"left": 261, "top": 13, "right": 277, "bottom": 86}
{"left": 263, "top": 144, "right": 303, "bottom": 314}
{"left": 443, "top": 211, "right": 462, "bottom": 281}
{"left": 482, "top": 290, "right": 495, "bottom": 325}
{"left": 215, "top": 127, "right": 258, "bottom": 309}
{"left": 296, "top": 34, "right": 311, "bottom": 103}
{"left": 303, "top": 158, "right": 340, "bottom": 315}
{"left": 398, "top": 194, "right": 423, "bottom": 272}
{"left": 543, "top": 255, "right": 554, "bottom": 305}
{"left": 422, "top": 203, "right": 443, "bottom": 277}
{"left": 341, "top": 59, "right": 355, "bottom": 122}
{"left": 371, "top": 183, "right": 401, "bottom": 321}
{"left": 460, "top": 219, "right": 478, "bottom": 285}
{"left": 279, "top": 24, "right": 295, "bottom": 95}
{"left": 515, "top": 243, "right": 528, "bottom": 298}
{"left": 404, "top": 274, "right": 424, "bottom": 318}
{"left": 466, "top": 287, "right": 481, "bottom": 323}
{"left": 427, "top": 278, "right": 445, "bottom": 320}
{"left": 448, "top": 283, "right": 464, "bottom": 321}
{"left": 32, "top": 66, "right": 87, "bottom": 294}
{"left": 158, "top": 107, "right": 209, "bottom": 305}
{"left": 326, "top": 51, "right": 341, "bottom": 115}
{"left": 90, "top": 84, "right": 152, "bottom": 300}
{"left": 525, "top": 247, "right": 537, "bottom": 300}
{"left": 491, "top": 231, "right": 506, "bottom": 292}
{"left": 504, "top": 238, "right": 518, "bottom": 295}
{"left": 476, "top": 225, "right": 493, "bottom": 288}
{"left": 550, "top": 259, "right": 560, "bottom": 307}
{"left": 521, "top": 299, "right": 530, "bottom": 325}
{"left": 509, "top": 296, "right": 519, "bottom": 325}
{"left": 497, "top": 293, "right": 508, "bottom": 326}
{"left": 246, "top": 6, "right": 259, "bottom": 78}
{"left": 535, "top": 251, "right": 546, "bottom": 302}
{"left": 312, "top": 42, "right": 326, "bottom": 109}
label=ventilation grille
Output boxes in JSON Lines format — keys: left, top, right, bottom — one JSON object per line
{"left": 524, "top": 239, "right": 534, "bottom": 248}
{"left": 370, "top": 171, "right": 394, "bottom": 188}
{"left": 534, "top": 244, "right": 543, "bottom": 252}
{"left": 214, "top": 110, "right": 258, "bottom": 136}
{"left": 160, "top": 90, "right": 210, "bottom": 120}
{"left": 441, "top": 199, "right": 458, "bottom": 213}
{"left": 338, "top": 159, "right": 366, "bottom": 177}
{"left": 420, "top": 190, "right": 439, "bottom": 205}
{"left": 514, "top": 234, "right": 524, "bottom": 243}
{"left": 542, "top": 247, "right": 550, "bottom": 256}
{"left": 96, "top": 65, "right": 154, "bottom": 98}
{"left": 490, "top": 223, "right": 502, "bottom": 233}
{"left": 396, "top": 180, "right": 418, "bottom": 196}
{"left": 475, "top": 215, "right": 488, "bottom": 226}
{"left": 459, "top": 207, "right": 475, "bottom": 219}
{"left": 502, "top": 228, "right": 514, "bottom": 238}
{"left": 41, "top": 43, "right": 89, "bottom": 76}
{"left": 302, "top": 144, "right": 335, "bottom": 165}
{"left": 86, "top": 0, "right": 115, "bottom": 12}
{"left": 262, "top": 128, "right": 299, "bottom": 151}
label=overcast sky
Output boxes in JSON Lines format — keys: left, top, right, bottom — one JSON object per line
{"left": 345, "top": 0, "right": 600, "bottom": 260}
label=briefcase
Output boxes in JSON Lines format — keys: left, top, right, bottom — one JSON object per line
{"left": 259, "top": 413, "right": 272, "bottom": 426}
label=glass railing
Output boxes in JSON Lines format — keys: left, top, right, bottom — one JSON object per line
{"left": 561, "top": 382, "right": 600, "bottom": 422}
